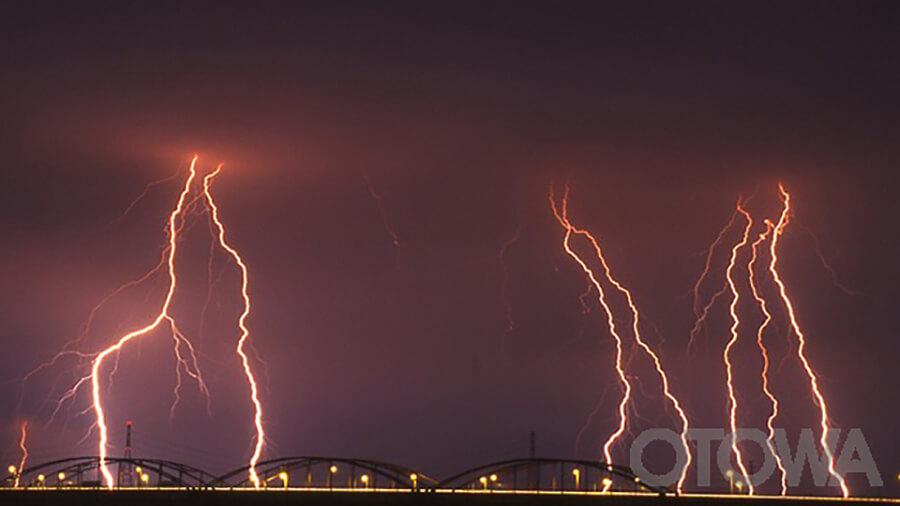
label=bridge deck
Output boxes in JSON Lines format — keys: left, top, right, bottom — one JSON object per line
{"left": 1, "top": 490, "right": 897, "bottom": 506}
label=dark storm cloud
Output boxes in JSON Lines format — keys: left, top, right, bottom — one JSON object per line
{"left": 1, "top": 1, "right": 898, "bottom": 495}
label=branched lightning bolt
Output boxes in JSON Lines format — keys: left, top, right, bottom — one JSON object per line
{"left": 768, "top": 184, "right": 848, "bottom": 497}
{"left": 549, "top": 184, "right": 630, "bottom": 491}
{"left": 747, "top": 220, "right": 788, "bottom": 494}
{"left": 202, "top": 165, "right": 266, "bottom": 490}
{"left": 722, "top": 201, "right": 754, "bottom": 495}
{"left": 687, "top": 209, "right": 738, "bottom": 352}
{"left": 24, "top": 189, "right": 212, "bottom": 428}
{"left": 90, "top": 156, "right": 205, "bottom": 490}
{"left": 13, "top": 421, "right": 29, "bottom": 488}
{"left": 551, "top": 180, "right": 692, "bottom": 493}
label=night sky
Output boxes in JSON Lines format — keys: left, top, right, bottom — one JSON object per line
{"left": 1, "top": 1, "right": 898, "bottom": 496}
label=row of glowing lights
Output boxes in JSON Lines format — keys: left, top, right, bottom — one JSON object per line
{"left": 5, "top": 466, "right": 147, "bottom": 486}
{"left": 0, "top": 463, "right": 648, "bottom": 492}
{"left": 7, "top": 462, "right": 900, "bottom": 500}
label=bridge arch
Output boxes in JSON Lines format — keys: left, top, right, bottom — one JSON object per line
{"left": 436, "top": 458, "right": 670, "bottom": 495}
{"left": 211, "top": 456, "right": 437, "bottom": 489}
{"left": 3, "top": 457, "right": 216, "bottom": 488}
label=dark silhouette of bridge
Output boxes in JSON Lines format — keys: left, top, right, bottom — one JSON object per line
{"left": 3, "top": 456, "right": 662, "bottom": 494}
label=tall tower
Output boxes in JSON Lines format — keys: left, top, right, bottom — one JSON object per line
{"left": 117, "top": 421, "right": 135, "bottom": 488}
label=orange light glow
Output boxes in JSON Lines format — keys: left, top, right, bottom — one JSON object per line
{"left": 722, "top": 201, "right": 754, "bottom": 495}
{"left": 203, "top": 165, "right": 266, "bottom": 490}
{"left": 767, "top": 184, "right": 848, "bottom": 497}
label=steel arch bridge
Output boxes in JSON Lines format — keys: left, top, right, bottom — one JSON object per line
{"left": 436, "top": 458, "right": 670, "bottom": 495}
{"left": 210, "top": 456, "right": 438, "bottom": 489}
{"left": 3, "top": 457, "right": 216, "bottom": 488}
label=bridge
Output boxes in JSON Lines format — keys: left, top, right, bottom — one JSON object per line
{"left": 4, "top": 456, "right": 898, "bottom": 506}
{"left": 3, "top": 456, "right": 656, "bottom": 493}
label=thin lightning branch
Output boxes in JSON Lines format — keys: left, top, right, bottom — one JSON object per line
{"left": 362, "top": 168, "right": 400, "bottom": 249}
{"left": 19, "top": 253, "right": 169, "bottom": 393}
{"left": 687, "top": 285, "right": 728, "bottom": 353}
{"left": 563, "top": 281, "right": 594, "bottom": 350}
{"left": 687, "top": 209, "right": 738, "bottom": 353}
{"left": 574, "top": 385, "right": 613, "bottom": 458}
{"left": 551, "top": 180, "right": 693, "bottom": 494}
{"left": 792, "top": 216, "right": 860, "bottom": 296}
{"left": 167, "top": 317, "right": 212, "bottom": 420}
{"left": 722, "top": 201, "right": 755, "bottom": 495}
{"left": 694, "top": 209, "right": 739, "bottom": 317}
{"left": 768, "top": 184, "right": 848, "bottom": 497}
{"left": 497, "top": 223, "right": 523, "bottom": 358}
{"left": 203, "top": 165, "right": 266, "bottom": 490}
{"left": 111, "top": 167, "right": 182, "bottom": 225}
{"left": 748, "top": 221, "right": 788, "bottom": 494}
{"left": 198, "top": 215, "right": 223, "bottom": 342}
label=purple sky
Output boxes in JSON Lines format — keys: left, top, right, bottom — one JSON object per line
{"left": 1, "top": 1, "right": 898, "bottom": 496}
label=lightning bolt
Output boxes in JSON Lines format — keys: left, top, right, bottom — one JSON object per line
{"left": 722, "top": 201, "right": 754, "bottom": 495}
{"left": 550, "top": 180, "right": 692, "bottom": 493}
{"left": 13, "top": 421, "right": 29, "bottom": 488}
{"left": 767, "top": 184, "right": 848, "bottom": 497}
{"left": 202, "top": 165, "right": 266, "bottom": 490}
{"left": 90, "top": 155, "right": 206, "bottom": 490}
{"left": 747, "top": 220, "right": 789, "bottom": 494}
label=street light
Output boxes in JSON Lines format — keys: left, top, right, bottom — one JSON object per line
{"left": 736, "top": 481, "right": 744, "bottom": 494}
{"left": 328, "top": 465, "right": 338, "bottom": 490}
{"left": 572, "top": 468, "right": 580, "bottom": 490}
{"left": 360, "top": 474, "right": 369, "bottom": 489}
{"left": 602, "top": 477, "right": 612, "bottom": 493}
{"left": 479, "top": 476, "right": 488, "bottom": 491}
{"left": 57, "top": 472, "right": 66, "bottom": 486}
{"left": 409, "top": 473, "right": 418, "bottom": 491}
{"left": 7, "top": 465, "right": 17, "bottom": 475}
{"left": 141, "top": 474, "right": 149, "bottom": 485}
{"left": 726, "top": 469, "right": 734, "bottom": 493}
{"left": 278, "top": 472, "right": 288, "bottom": 488}
{"left": 37, "top": 474, "right": 45, "bottom": 486}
